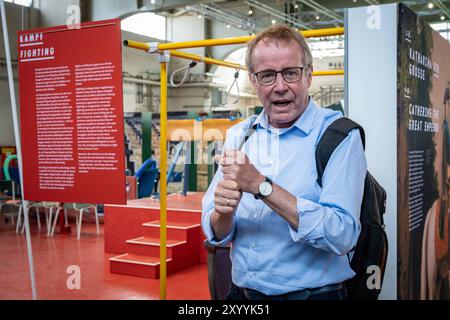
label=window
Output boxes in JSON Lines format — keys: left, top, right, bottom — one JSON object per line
{"left": 309, "top": 37, "right": 344, "bottom": 59}
{"left": 4, "top": 0, "right": 32, "bottom": 6}
{"left": 121, "top": 12, "right": 166, "bottom": 41}
{"left": 430, "top": 22, "right": 450, "bottom": 42}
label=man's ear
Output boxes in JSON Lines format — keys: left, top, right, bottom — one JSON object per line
{"left": 306, "top": 65, "right": 313, "bottom": 88}
{"left": 249, "top": 72, "right": 258, "bottom": 91}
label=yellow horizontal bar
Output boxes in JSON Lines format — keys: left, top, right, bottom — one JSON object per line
{"left": 123, "top": 27, "right": 344, "bottom": 51}
{"left": 313, "top": 70, "right": 344, "bottom": 76}
{"left": 170, "top": 50, "right": 246, "bottom": 70}
{"left": 124, "top": 40, "right": 150, "bottom": 51}
{"left": 158, "top": 36, "right": 252, "bottom": 50}
{"left": 301, "top": 27, "right": 344, "bottom": 38}
{"left": 122, "top": 41, "right": 246, "bottom": 70}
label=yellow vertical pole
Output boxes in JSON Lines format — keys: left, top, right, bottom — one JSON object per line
{"left": 159, "top": 51, "right": 169, "bottom": 300}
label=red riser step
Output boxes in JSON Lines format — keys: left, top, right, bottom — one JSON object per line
{"left": 141, "top": 220, "right": 201, "bottom": 241}
{"left": 109, "top": 253, "right": 172, "bottom": 279}
{"left": 124, "top": 237, "right": 186, "bottom": 258}
{"left": 109, "top": 217, "right": 203, "bottom": 279}
{"left": 145, "top": 208, "right": 201, "bottom": 224}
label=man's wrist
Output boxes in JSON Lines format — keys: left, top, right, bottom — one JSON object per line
{"left": 252, "top": 174, "right": 266, "bottom": 195}
{"left": 211, "top": 209, "right": 234, "bottom": 241}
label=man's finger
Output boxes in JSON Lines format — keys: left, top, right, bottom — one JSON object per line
{"left": 223, "top": 149, "right": 248, "bottom": 165}
{"left": 220, "top": 156, "right": 238, "bottom": 166}
{"left": 215, "top": 205, "right": 234, "bottom": 215}
{"left": 221, "top": 165, "right": 233, "bottom": 174}
{"left": 224, "top": 149, "right": 237, "bottom": 158}
{"left": 216, "top": 184, "right": 241, "bottom": 197}
{"left": 213, "top": 154, "right": 223, "bottom": 164}
{"left": 223, "top": 174, "right": 236, "bottom": 182}
{"left": 221, "top": 179, "right": 239, "bottom": 191}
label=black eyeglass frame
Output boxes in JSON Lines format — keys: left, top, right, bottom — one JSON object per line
{"left": 252, "top": 65, "right": 311, "bottom": 86}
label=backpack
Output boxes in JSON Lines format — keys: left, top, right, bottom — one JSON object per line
{"left": 316, "top": 117, "right": 388, "bottom": 300}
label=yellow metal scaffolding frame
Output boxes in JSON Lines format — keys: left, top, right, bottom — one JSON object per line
{"left": 124, "top": 27, "right": 344, "bottom": 51}
{"left": 124, "top": 26, "right": 345, "bottom": 300}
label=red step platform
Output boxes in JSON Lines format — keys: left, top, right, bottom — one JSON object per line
{"left": 105, "top": 192, "right": 207, "bottom": 279}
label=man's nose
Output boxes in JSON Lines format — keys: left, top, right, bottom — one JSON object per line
{"left": 273, "top": 73, "right": 288, "bottom": 93}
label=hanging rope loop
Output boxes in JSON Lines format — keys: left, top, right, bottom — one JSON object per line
{"left": 227, "top": 69, "right": 240, "bottom": 104}
{"left": 170, "top": 61, "right": 198, "bottom": 87}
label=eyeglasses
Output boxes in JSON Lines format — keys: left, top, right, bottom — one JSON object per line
{"left": 253, "top": 66, "right": 310, "bottom": 86}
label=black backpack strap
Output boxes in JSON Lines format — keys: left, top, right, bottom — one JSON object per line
{"left": 238, "top": 115, "right": 258, "bottom": 150}
{"left": 316, "top": 117, "right": 366, "bottom": 187}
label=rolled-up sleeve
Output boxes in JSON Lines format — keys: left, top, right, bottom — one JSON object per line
{"left": 202, "top": 209, "right": 236, "bottom": 246}
{"left": 288, "top": 129, "right": 367, "bottom": 256}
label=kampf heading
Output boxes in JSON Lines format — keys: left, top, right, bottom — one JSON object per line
{"left": 19, "top": 32, "right": 55, "bottom": 62}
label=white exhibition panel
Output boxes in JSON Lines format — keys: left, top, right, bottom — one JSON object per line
{"left": 346, "top": 3, "right": 398, "bottom": 300}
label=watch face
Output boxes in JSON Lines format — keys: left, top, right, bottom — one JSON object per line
{"left": 259, "top": 181, "right": 273, "bottom": 197}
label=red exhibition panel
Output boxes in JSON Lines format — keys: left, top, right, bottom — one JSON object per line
{"left": 18, "top": 19, "right": 126, "bottom": 204}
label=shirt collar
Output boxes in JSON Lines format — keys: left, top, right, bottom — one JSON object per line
{"left": 252, "top": 97, "right": 318, "bottom": 135}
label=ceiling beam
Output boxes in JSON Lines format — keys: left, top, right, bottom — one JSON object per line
{"left": 186, "top": 4, "right": 260, "bottom": 33}
{"left": 245, "top": 0, "right": 313, "bottom": 29}
{"left": 296, "top": 0, "right": 342, "bottom": 22}
{"left": 432, "top": 0, "right": 450, "bottom": 20}
{"left": 364, "top": 0, "right": 380, "bottom": 5}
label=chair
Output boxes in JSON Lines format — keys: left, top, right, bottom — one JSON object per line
{"left": 135, "top": 158, "right": 158, "bottom": 198}
{"left": 0, "top": 180, "right": 14, "bottom": 226}
{"left": 2, "top": 158, "right": 58, "bottom": 234}
{"left": 2, "top": 156, "right": 23, "bottom": 231}
{"left": 1, "top": 199, "right": 21, "bottom": 229}
{"left": 204, "top": 240, "right": 232, "bottom": 300}
{"left": 27, "top": 202, "right": 58, "bottom": 235}
{"left": 0, "top": 179, "right": 24, "bottom": 233}
{"left": 16, "top": 201, "right": 58, "bottom": 235}
{"left": 51, "top": 203, "right": 99, "bottom": 240}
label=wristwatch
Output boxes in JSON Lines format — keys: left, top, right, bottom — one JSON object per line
{"left": 254, "top": 176, "right": 273, "bottom": 200}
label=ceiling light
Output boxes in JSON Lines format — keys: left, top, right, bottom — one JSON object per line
{"left": 427, "top": 2, "right": 434, "bottom": 9}
{"left": 316, "top": 16, "right": 320, "bottom": 20}
{"left": 294, "top": 4, "right": 299, "bottom": 9}
{"left": 248, "top": 9, "right": 253, "bottom": 15}
{"left": 271, "top": 19, "right": 276, "bottom": 24}
{"left": 226, "top": 24, "right": 230, "bottom": 29}
{"left": 197, "top": 14, "right": 202, "bottom": 19}
{"left": 353, "top": 0, "right": 357, "bottom": 3}
{"left": 150, "top": 0, "right": 156, "bottom": 4}
{"left": 441, "top": 15, "right": 445, "bottom": 20}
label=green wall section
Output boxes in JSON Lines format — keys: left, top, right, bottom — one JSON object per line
{"left": 187, "top": 141, "right": 198, "bottom": 191}
{"left": 141, "top": 112, "right": 152, "bottom": 162}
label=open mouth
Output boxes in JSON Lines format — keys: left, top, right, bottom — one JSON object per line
{"left": 272, "top": 100, "right": 292, "bottom": 108}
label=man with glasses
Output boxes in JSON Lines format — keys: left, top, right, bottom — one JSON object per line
{"left": 201, "top": 24, "right": 367, "bottom": 300}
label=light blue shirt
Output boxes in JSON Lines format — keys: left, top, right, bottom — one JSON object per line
{"left": 201, "top": 99, "right": 367, "bottom": 295}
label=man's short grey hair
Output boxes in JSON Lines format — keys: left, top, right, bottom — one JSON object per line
{"left": 245, "top": 24, "right": 313, "bottom": 73}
